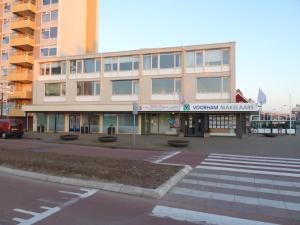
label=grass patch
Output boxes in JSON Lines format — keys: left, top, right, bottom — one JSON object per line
{"left": 0, "top": 148, "right": 181, "bottom": 189}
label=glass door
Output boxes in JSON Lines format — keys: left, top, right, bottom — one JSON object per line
{"left": 69, "top": 114, "right": 80, "bottom": 132}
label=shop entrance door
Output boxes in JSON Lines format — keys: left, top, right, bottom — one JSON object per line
{"left": 185, "top": 114, "right": 204, "bottom": 137}
{"left": 69, "top": 114, "right": 80, "bottom": 132}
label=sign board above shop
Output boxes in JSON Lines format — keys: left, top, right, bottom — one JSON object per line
{"left": 182, "top": 103, "right": 259, "bottom": 112}
{"left": 138, "top": 103, "right": 258, "bottom": 112}
{"left": 139, "top": 104, "right": 180, "bottom": 112}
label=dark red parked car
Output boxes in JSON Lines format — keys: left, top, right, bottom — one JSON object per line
{"left": 0, "top": 119, "right": 24, "bottom": 139}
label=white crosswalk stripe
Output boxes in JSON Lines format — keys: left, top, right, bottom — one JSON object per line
{"left": 152, "top": 153, "right": 300, "bottom": 225}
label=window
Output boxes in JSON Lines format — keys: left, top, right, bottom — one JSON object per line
{"left": 41, "top": 27, "right": 57, "bottom": 39}
{"left": 40, "top": 62, "right": 66, "bottom": 76}
{"left": 119, "top": 56, "right": 139, "bottom": 71}
{"left": 41, "top": 46, "right": 57, "bottom": 57}
{"left": 1, "top": 51, "right": 8, "bottom": 61}
{"left": 143, "top": 54, "right": 159, "bottom": 70}
{"left": 1, "top": 68, "right": 9, "bottom": 76}
{"left": 152, "top": 78, "right": 181, "bottom": 95}
{"left": 104, "top": 58, "right": 118, "bottom": 72}
{"left": 186, "top": 51, "right": 203, "bottom": 68}
{"left": 3, "top": 19, "right": 9, "bottom": 31}
{"left": 2, "top": 36, "right": 9, "bottom": 45}
{"left": 105, "top": 56, "right": 139, "bottom": 72}
{"left": 160, "top": 54, "right": 174, "bottom": 69}
{"left": 205, "top": 49, "right": 222, "bottom": 66}
{"left": 112, "top": 80, "right": 138, "bottom": 95}
{"left": 70, "top": 60, "right": 83, "bottom": 74}
{"left": 197, "top": 77, "right": 230, "bottom": 93}
{"left": 223, "top": 49, "right": 230, "bottom": 65}
{"left": 144, "top": 53, "right": 181, "bottom": 70}
{"left": 51, "top": 62, "right": 61, "bottom": 75}
{"left": 42, "top": 10, "right": 58, "bottom": 23}
{"left": 83, "top": 59, "right": 100, "bottom": 73}
{"left": 4, "top": 3, "right": 11, "bottom": 13}
{"left": 205, "top": 49, "right": 229, "bottom": 66}
{"left": 43, "top": 0, "right": 58, "bottom": 6}
{"left": 160, "top": 53, "right": 181, "bottom": 69}
{"left": 45, "top": 83, "right": 65, "bottom": 96}
{"left": 77, "top": 81, "right": 100, "bottom": 96}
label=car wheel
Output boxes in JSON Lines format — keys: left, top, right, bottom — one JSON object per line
{"left": 17, "top": 134, "right": 23, "bottom": 138}
{"left": 1, "top": 132, "right": 7, "bottom": 139}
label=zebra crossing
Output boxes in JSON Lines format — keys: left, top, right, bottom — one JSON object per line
{"left": 152, "top": 153, "right": 300, "bottom": 225}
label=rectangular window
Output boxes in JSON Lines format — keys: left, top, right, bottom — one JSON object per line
{"left": 43, "top": 0, "right": 58, "bottom": 5}
{"left": 205, "top": 49, "right": 222, "bottom": 66}
{"left": 2, "top": 36, "right": 9, "bottom": 45}
{"left": 104, "top": 58, "right": 118, "bottom": 72}
{"left": 42, "top": 27, "right": 57, "bottom": 39}
{"left": 77, "top": 61, "right": 83, "bottom": 74}
{"left": 41, "top": 46, "right": 57, "bottom": 57}
{"left": 197, "top": 77, "right": 229, "bottom": 93}
{"left": 143, "top": 55, "right": 151, "bottom": 70}
{"left": 4, "top": 3, "right": 11, "bottom": 13}
{"left": 223, "top": 77, "right": 229, "bottom": 92}
{"left": 152, "top": 78, "right": 181, "bottom": 95}
{"left": 112, "top": 80, "right": 138, "bottom": 95}
{"left": 1, "top": 69, "right": 9, "bottom": 76}
{"left": 42, "top": 12, "right": 51, "bottom": 23}
{"left": 95, "top": 60, "right": 100, "bottom": 72}
{"left": 77, "top": 81, "right": 100, "bottom": 96}
{"left": 186, "top": 51, "right": 195, "bottom": 67}
{"left": 45, "top": 83, "right": 65, "bottom": 96}
{"left": 50, "top": 27, "right": 57, "bottom": 38}
{"left": 223, "top": 49, "right": 230, "bottom": 65}
{"left": 160, "top": 54, "right": 174, "bottom": 69}
{"left": 83, "top": 59, "right": 95, "bottom": 73}
{"left": 152, "top": 55, "right": 158, "bottom": 69}
{"left": 40, "top": 62, "right": 65, "bottom": 76}
{"left": 1, "top": 51, "right": 8, "bottom": 61}
{"left": 119, "top": 57, "right": 133, "bottom": 71}
{"left": 70, "top": 60, "right": 76, "bottom": 74}
{"left": 196, "top": 52, "right": 203, "bottom": 66}
{"left": 51, "top": 62, "right": 61, "bottom": 75}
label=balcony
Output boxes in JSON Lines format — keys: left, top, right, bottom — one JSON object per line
{"left": 7, "top": 69, "right": 33, "bottom": 83}
{"left": 11, "top": 17, "right": 35, "bottom": 34}
{"left": 12, "top": 1, "right": 36, "bottom": 17}
{"left": 8, "top": 108, "right": 25, "bottom": 117}
{"left": 9, "top": 90, "right": 32, "bottom": 100}
{"left": 9, "top": 52, "right": 34, "bottom": 68}
{"left": 11, "top": 34, "right": 34, "bottom": 51}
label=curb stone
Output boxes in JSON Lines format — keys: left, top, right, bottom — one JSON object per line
{"left": 0, "top": 165, "right": 192, "bottom": 199}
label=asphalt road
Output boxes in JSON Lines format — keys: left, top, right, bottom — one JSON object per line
{"left": 0, "top": 173, "right": 196, "bottom": 225}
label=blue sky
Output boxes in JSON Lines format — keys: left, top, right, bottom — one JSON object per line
{"left": 99, "top": 0, "right": 300, "bottom": 112}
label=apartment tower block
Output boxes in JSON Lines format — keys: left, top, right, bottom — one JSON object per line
{"left": 0, "top": 0, "right": 99, "bottom": 126}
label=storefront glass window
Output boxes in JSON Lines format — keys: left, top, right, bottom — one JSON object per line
{"left": 48, "top": 114, "right": 64, "bottom": 132}
{"left": 103, "top": 114, "right": 117, "bottom": 133}
{"left": 37, "top": 113, "right": 47, "bottom": 130}
{"left": 118, "top": 114, "right": 138, "bottom": 133}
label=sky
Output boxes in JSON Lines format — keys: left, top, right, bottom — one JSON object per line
{"left": 99, "top": 0, "right": 300, "bottom": 112}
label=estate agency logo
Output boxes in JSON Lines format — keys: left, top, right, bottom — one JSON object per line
{"left": 183, "top": 104, "right": 190, "bottom": 111}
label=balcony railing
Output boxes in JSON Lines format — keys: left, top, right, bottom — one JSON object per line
{"left": 11, "top": 16, "right": 35, "bottom": 34}
{"left": 9, "top": 51, "right": 34, "bottom": 68}
{"left": 8, "top": 90, "right": 32, "bottom": 100}
{"left": 12, "top": 0, "right": 36, "bottom": 17}
{"left": 10, "top": 34, "right": 34, "bottom": 51}
{"left": 7, "top": 69, "right": 33, "bottom": 83}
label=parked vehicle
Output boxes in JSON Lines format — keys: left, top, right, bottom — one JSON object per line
{"left": 0, "top": 119, "right": 24, "bottom": 139}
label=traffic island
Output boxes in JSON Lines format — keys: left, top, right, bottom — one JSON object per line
{"left": 60, "top": 134, "right": 79, "bottom": 141}
{"left": 167, "top": 140, "right": 190, "bottom": 147}
{"left": 98, "top": 136, "right": 118, "bottom": 142}
{"left": 0, "top": 149, "right": 191, "bottom": 198}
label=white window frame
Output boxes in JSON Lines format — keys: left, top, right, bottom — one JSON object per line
{"left": 151, "top": 78, "right": 181, "bottom": 101}
{"left": 111, "top": 80, "right": 139, "bottom": 101}
{"left": 196, "top": 76, "right": 230, "bottom": 100}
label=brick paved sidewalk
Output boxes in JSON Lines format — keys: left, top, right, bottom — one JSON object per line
{"left": 23, "top": 130, "right": 300, "bottom": 158}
